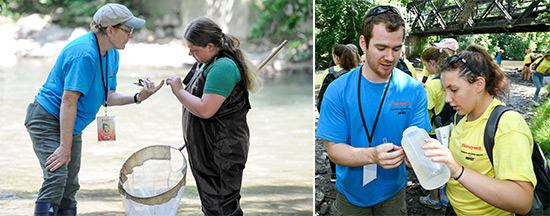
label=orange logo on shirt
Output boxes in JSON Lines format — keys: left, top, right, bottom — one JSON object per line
{"left": 462, "top": 143, "right": 482, "bottom": 151}
{"left": 393, "top": 102, "right": 410, "bottom": 106}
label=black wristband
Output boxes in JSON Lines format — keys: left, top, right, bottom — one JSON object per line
{"left": 454, "top": 165, "right": 464, "bottom": 180}
{"left": 134, "top": 93, "right": 141, "bottom": 104}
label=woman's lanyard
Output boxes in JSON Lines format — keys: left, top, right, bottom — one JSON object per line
{"left": 93, "top": 33, "right": 108, "bottom": 116}
{"left": 357, "top": 66, "right": 392, "bottom": 147}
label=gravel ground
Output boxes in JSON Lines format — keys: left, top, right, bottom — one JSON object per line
{"left": 314, "top": 67, "right": 548, "bottom": 215}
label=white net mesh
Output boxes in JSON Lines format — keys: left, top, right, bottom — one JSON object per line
{"left": 118, "top": 145, "right": 187, "bottom": 216}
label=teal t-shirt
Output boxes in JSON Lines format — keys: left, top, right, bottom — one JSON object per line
{"left": 201, "top": 57, "right": 241, "bottom": 97}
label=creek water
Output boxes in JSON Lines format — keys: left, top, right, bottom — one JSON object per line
{"left": 0, "top": 59, "right": 313, "bottom": 215}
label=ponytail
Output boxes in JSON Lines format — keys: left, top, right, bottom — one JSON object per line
{"left": 220, "top": 33, "right": 262, "bottom": 93}
{"left": 333, "top": 44, "right": 359, "bottom": 70}
{"left": 421, "top": 47, "right": 450, "bottom": 75}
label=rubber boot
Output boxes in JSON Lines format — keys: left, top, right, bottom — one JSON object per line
{"left": 57, "top": 207, "right": 76, "bottom": 216}
{"left": 34, "top": 200, "right": 59, "bottom": 216}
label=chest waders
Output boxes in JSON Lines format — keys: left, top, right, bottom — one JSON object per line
{"left": 182, "top": 51, "right": 251, "bottom": 215}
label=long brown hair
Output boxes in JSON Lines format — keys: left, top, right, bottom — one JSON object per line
{"left": 333, "top": 44, "right": 359, "bottom": 70}
{"left": 421, "top": 47, "right": 450, "bottom": 76}
{"left": 184, "top": 17, "right": 261, "bottom": 92}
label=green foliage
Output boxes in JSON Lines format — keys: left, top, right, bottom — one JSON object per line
{"left": 315, "top": 0, "right": 414, "bottom": 69}
{"left": 0, "top": 1, "right": 19, "bottom": 17}
{"left": 411, "top": 32, "right": 550, "bottom": 61}
{"left": 536, "top": 10, "right": 550, "bottom": 25}
{"left": 490, "top": 32, "right": 550, "bottom": 60}
{"left": 248, "top": 0, "right": 313, "bottom": 62}
{"left": 0, "top": 0, "right": 149, "bottom": 27}
{"left": 315, "top": 0, "right": 372, "bottom": 69}
{"left": 530, "top": 97, "right": 550, "bottom": 159}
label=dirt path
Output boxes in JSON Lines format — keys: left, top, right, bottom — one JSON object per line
{"left": 314, "top": 63, "right": 548, "bottom": 215}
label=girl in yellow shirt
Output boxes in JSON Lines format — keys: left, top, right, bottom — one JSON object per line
{"left": 530, "top": 51, "right": 550, "bottom": 101}
{"left": 421, "top": 44, "right": 537, "bottom": 215}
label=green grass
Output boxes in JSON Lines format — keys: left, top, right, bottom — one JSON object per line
{"left": 530, "top": 83, "right": 550, "bottom": 165}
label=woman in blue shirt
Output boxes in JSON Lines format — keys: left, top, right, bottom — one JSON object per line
{"left": 25, "top": 4, "right": 163, "bottom": 215}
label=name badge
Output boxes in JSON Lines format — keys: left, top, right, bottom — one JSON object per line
{"left": 363, "top": 164, "right": 377, "bottom": 186}
{"left": 97, "top": 116, "right": 116, "bottom": 142}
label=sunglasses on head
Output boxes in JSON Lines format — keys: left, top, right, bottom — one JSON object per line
{"left": 445, "top": 55, "right": 482, "bottom": 76}
{"left": 366, "top": 5, "right": 402, "bottom": 19}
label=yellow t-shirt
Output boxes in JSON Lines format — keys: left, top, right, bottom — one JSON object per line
{"left": 422, "top": 67, "right": 430, "bottom": 78}
{"left": 447, "top": 99, "right": 537, "bottom": 216}
{"left": 404, "top": 58, "right": 418, "bottom": 80}
{"left": 524, "top": 54, "right": 532, "bottom": 64}
{"left": 425, "top": 78, "right": 445, "bottom": 135}
{"left": 532, "top": 58, "right": 550, "bottom": 74}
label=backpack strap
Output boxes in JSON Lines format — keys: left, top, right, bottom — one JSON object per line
{"left": 396, "top": 57, "right": 413, "bottom": 77}
{"left": 483, "top": 105, "right": 513, "bottom": 165}
{"left": 334, "top": 69, "right": 349, "bottom": 78}
{"left": 317, "top": 67, "right": 340, "bottom": 112}
{"left": 328, "top": 66, "right": 336, "bottom": 75}
{"left": 328, "top": 67, "right": 349, "bottom": 78}
{"left": 484, "top": 105, "right": 550, "bottom": 212}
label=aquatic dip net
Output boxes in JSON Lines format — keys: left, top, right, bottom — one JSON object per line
{"left": 118, "top": 145, "right": 187, "bottom": 215}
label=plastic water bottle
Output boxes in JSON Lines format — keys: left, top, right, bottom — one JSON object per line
{"left": 401, "top": 126, "right": 450, "bottom": 190}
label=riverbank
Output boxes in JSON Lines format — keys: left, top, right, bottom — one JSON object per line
{"left": 0, "top": 59, "right": 313, "bottom": 215}
{"left": 0, "top": 14, "right": 310, "bottom": 77}
{"left": 0, "top": 14, "right": 314, "bottom": 215}
{"left": 314, "top": 62, "right": 548, "bottom": 215}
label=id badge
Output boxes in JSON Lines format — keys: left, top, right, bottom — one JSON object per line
{"left": 363, "top": 164, "right": 377, "bottom": 186}
{"left": 97, "top": 116, "right": 116, "bottom": 142}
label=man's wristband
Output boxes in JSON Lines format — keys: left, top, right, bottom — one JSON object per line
{"left": 134, "top": 93, "right": 141, "bottom": 104}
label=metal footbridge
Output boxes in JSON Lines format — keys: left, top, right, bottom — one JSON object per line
{"left": 406, "top": 0, "right": 550, "bottom": 36}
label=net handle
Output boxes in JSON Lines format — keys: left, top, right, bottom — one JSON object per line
{"left": 258, "top": 40, "right": 288, "bottom": 72}
{"left": 178, "top": 142, "right": 186, "bottom": 151}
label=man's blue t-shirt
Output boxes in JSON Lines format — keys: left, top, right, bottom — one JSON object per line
{"left": 36, "top": 32, "right": 118, "bottom": 135}
{"left": 316, "top": 66, "right": 431, "bottom": 207}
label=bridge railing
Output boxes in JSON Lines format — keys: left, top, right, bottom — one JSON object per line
{"left": 406, "top": 0, "right": 550, "bottom": 36}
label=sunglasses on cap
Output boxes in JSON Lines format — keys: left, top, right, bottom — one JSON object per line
{"left": 366, "top": 5, "right": 402, "bottom": 19}
{"left": 445, "top": 55, "right": 482, "bottom": 76}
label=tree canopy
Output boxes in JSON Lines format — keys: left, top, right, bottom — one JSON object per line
{"left": 315, "top": 0, "right": 550, "bottom": 69}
